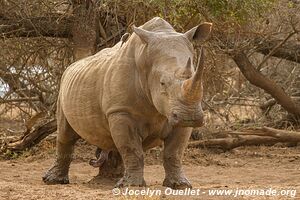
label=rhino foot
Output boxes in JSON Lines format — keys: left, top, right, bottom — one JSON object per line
{"left": 115, "top": 175, "right": 146, "bottom": 188}
{"left": 163, "top": 176, "right": 192, "bottom": 189}
{"left": 42, "top": 165, "right": 69, "bottom": 185}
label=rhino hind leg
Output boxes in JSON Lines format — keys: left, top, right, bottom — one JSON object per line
{"left": 43, "top": 107, "right": 79, "bottom": 184}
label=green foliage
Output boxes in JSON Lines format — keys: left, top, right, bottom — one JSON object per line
{"left": 205, "top": 0, "right": 276, "bottom": 23}
{"left": 1, "top": 147, "right": 40, "bottom": 160}
{"left": 106, "top": 0, "right": 277, "bottom": 31}
{"left": 2, "top": 149, "right": 20, "bottom": 159}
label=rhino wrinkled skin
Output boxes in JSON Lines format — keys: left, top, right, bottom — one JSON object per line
{"left": 43, "top": 17, "right": 212, "bottom": 189}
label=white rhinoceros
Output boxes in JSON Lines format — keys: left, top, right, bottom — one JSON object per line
{"left": 43, "top": 17, "right": 212, "bottom": 189}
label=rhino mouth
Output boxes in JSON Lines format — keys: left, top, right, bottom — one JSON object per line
{"left": 177, "top": 119, "right": 204, "bottom": 127}
{"left": 168, "top": 115, "right": 204, "bottom": 127}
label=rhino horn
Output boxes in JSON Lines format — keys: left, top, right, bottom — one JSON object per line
{"left": 182, "top": 47, "right": 205, "bottom": 102}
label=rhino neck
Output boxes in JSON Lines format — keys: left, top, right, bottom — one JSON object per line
{"left": 131, "top": 36, "right": 156, "bottom": 108}
{"left": 115, "top": 33, "right": 155, "bottom": 110}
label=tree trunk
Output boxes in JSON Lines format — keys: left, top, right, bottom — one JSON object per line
{"left": 71, "top": 0, "right": 98, "bottom": 60}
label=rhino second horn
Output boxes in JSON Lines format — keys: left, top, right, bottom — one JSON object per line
{"left": 186, "top": 57, "right": 192, "bottom": 70}
{"left": 193, "top": 47, "right": 205, "bottom": 81}
{"left": 180, "top": 57, "right": 193, "bottom": 77}
{"left": 181, "top": 48, "right": 205, "bottom": 102}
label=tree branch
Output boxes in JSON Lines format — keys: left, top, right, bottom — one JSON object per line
{"left": 232, "top": 52, "right": 300, "bottom": 117}
{"left": 256, "top": 39, "right": 300, "bottom": 64}
{"left": 256, "top": 31, "right": 297, "bottom": 70}
{"left": 0, "top": 16, "right": 72, "bottom": 38}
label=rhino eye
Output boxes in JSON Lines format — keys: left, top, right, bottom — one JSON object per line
{"left": 160, "top": 81, "right": 168, "bottom": 95}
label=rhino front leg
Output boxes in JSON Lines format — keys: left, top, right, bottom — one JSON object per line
{"left": 163, "top": 127, "right": 192, "bottom": 189}
{"left": 108, "top": 113, "right": 145, "bottom": 187}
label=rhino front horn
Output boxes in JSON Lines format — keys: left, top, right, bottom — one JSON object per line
{"left": 181, "top": 47, "right": 205, "bottom": 103}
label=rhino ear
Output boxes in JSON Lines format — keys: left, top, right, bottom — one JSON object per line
{"left": 184, "top": 22, "right": 212, "bottom": 42}
{"left": 132, "top": 25, "right": 155, "bottom": 44}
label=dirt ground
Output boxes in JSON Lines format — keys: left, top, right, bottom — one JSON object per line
{"left": 0, "top": 118, "right": 298, "bottom": 199}
{"left": 1, "top": 137, "right": 300, "bottom": 200}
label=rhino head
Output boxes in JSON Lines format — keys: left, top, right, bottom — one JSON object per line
{"left": 133, "top": 22, "right": 212, "bottom": 127}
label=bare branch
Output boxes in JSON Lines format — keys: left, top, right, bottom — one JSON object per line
{"left": 256, "top": 31, "right": 298, "bottom": 70}
{"left": 256, "top": 39, "right": 300, "bottom": 64}
{"left": 0, "top": 16, "right": 72, "bottom": 38}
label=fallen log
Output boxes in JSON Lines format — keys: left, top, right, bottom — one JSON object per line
{"left": 188, "top": 136, "right": 279, "bottom": 150}
{"left": 6, "top": 118, "right": 57, "bottom": 151}
{"left": 232, "top": 127, "right": 300, "bottom": 140}
{"left": 3, "top": 120, "right": 300, "bottom": 152}
{"left": 189, "top": 127, "right": 300, "bottom": 150}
